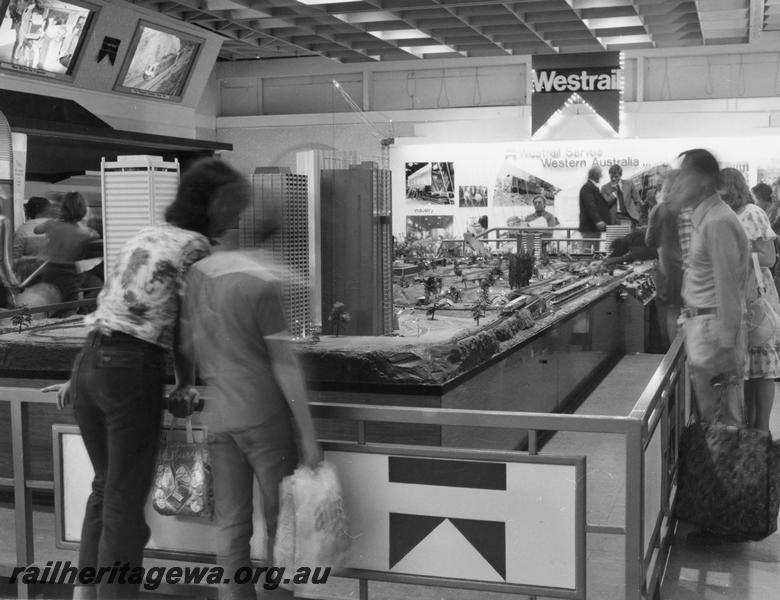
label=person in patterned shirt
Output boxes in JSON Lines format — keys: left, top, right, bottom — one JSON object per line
{"left": 722, "top": 168, "right": 778, "bottom": 431}
{"left": 44, "top": 158, "right": 250, "bottom": 600}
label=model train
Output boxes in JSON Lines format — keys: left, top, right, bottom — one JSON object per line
{"left": 143, "top": 51, "right": 179, "bottom": 81}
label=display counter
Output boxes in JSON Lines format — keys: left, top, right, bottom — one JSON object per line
{"left": 0, "top": 263, "right": 658, "bottom": 483}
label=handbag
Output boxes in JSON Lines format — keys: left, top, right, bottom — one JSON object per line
{"left": 746, "top": 252, "right": 780, "bottom": 347}
{"left": 675, "top": 412, "right": 780, "bottom": 541}
{"left": 151, "top": 418, "right": 213, "bottom": 519}
{"left": 274, "top": 462, "right": 351, "bottom": 592}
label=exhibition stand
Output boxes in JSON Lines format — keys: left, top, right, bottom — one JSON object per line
{"left": 0, "top": 333, "right": 688, "bottom": 600}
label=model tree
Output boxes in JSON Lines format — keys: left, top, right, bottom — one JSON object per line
{"left": 472, "top": 300, "right": 487, "bottom": 326}
{"left": 427, "top": 302, "right": 443, "bottom": 320}
{"left": 508, "top": 250, "right": 535, "bottom": 289}
{"left": 11, "top": 306, "right": 32, "bottom": 334}
{"left": 328, "top": 302, "right": 351, "bottom": 337}
{"left": 518, "top": 251, "right": 535, "bottom": 287}
{"left": 446, "top": 285, "right": 462, "bottom": 304}
{"left": 453, "top": 261, "right": 463, "bottom": 278}
{"left": 423, "top": 275, "right": 441, "bottom": 304}
{"left": 508, "top": 253, "right": 519, "bottom": 289}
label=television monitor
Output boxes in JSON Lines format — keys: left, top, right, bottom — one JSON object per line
{"left": 114, "top": 20, "right": 202, "bottom": 102}
{"left": 0, "top": 0, "right": 96, "bottom": 81}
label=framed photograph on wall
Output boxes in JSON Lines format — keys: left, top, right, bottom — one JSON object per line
{"left": 0, "top": 0, "right": 97, "bottom": 82}
{"left": 113, "top": 20, "right": 202, "bottom": 102}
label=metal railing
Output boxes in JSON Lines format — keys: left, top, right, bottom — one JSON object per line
{"left": 0, "top": 335, "right": 688, "bottom": 599}
{"left": 439, "top": 227, "right": 620, "bottom": 257}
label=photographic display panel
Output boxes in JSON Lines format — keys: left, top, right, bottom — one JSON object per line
{"left": 390, "top": 136, "right": 780, "bottom": 253}
{"left": 113, "top": 19, "right": 202, "bottom": 102}
{"left": 0, "top": 0, "right": 96, "bottom": 81}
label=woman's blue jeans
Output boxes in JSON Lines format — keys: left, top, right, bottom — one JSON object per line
{"left": 71, "top": 330, "right": 165, "bottom": 599}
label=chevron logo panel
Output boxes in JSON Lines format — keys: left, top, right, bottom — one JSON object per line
{"left": 389, "top": 513, "right": 506, "bottom": 581}
{"left": 324, "top": 449, "right": 582, "bottom": 591}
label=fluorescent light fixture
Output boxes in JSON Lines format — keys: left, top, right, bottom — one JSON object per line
{"left": 399, "top": 44, "right": 458, "bottom": 57}
{"left": 334, "top": 10, "right": 397, "bottom": 23}
{"left": 583, "top": 16, "right": 643, "bottom": 29}
{"left": 598, "top": 34, "right": 652, "bottom": 45}
{"left": 299, "top": 0, "right": 361, "bottom": 5}
{"left": 369, "top": 28, "right": 429, "bottom": 41}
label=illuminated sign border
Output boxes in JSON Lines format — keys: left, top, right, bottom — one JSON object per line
{"left": 531, "top": 52, "right": 624, "bottom": 137}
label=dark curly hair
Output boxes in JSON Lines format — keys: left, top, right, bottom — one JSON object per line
{"left": 24, "top": 196, "right": 50, "bottom": 219}
{"left": 165, "top": 158, "right": 250, "bottom": 237}
{"left": 60, "top": 192, "right": 87, "bottom": 224}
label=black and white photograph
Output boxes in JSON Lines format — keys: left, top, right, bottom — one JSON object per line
{"left": 493, "top": 168, "right": 559, "bottom": 207}
{"left": 0, "top": 0, "right": 93, "bottom": 77}
{"left": 115, "top": 22, "right": 200, "bottom": 99}
{"left": 458, "top": 184, "right": 488, "bottom": 208}
{"left": 405, "top": 214, "right": 454, "bottom": 240}
{"left": 758, "top": 167, "right": 780, "bottom": 187}
{"left": 465, "top": 214, "right": 488, "bottom": 235}
{"left": 405, "top": 161, "right": 455, "bottom": 206}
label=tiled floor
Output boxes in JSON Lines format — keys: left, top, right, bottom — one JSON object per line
{"left": 659, "top": 387, "right": 780, "bottom": 600}
{"left": 543, "top": 353, "right": 665, "bottom": 600}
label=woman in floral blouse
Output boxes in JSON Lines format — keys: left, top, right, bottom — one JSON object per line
{"left": 46, "top": 158, "right": 249, "bottom": 600}
{"left": 720, "top": 167, "right": 778, "bottom": 432}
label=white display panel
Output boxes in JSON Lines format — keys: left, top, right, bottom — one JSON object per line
{"left": 55, "top": 427, "right": 272, "bottom": 560}
{"left": 57, "top": 427, "right": 268, "bottom": 559}
{"left": 329, "top": 448, "right": 583, "bottom": 591}
{"left": 644, "top": 420, "right": 663, "bottom": 556}
{"left": 56, "top": 428, "right": 585, "bottom": 596}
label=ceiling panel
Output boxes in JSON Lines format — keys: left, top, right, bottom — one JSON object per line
{"left": 123, "top": 0, "right": 766, "bottom": 61}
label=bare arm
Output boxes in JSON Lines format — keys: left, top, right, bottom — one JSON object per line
{"left": 645, "top": 205, "right": 659, "bottom": 249}
{"left": 752, "top": 238, "right": 776, "bottom": 268}
{"left": 266, "top": 335, "right": 322, "bottom": 468}
{"left": 41, "top": 380, "right": 71, "bottom": 410}
{"left": 167, "top": 291, "right": 201, "bottom": 417}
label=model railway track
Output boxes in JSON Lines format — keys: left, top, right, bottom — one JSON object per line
{"left": 548, "top": 278, "right": 593, "bottom": 306}
{"left": 0, "top": 298, "right": 98, "bottom": 322}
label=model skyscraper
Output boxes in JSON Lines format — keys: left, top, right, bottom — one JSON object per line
{"left": 241, "top": 167, "right": 310, "bottom": 338}
{"left": 321, "top": 162, "right": 393, "bottom": 336}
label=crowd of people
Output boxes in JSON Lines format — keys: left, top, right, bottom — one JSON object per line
{"left": 640, "top": 150, "right": 780, "bottom": 435}
{"left": 7, "top": 192, "right": 101, "bottom": 312}
{"left": 44, "top": 158, "right": 320, "bottom": 600}
{"left": 573, "top": 150, "right": 780, "bottom": 545}
{"left": 577, "top": 151, "right": 780, "bottom": 433}
{"left": 578, "top": 163, "right": 641, "bottom": 246}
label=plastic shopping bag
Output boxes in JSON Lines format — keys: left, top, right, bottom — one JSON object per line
{"left": 274, "top": 462, "right": 351, "bottom": 589}
{"left": 151, "top": 418, "right": 213, "bottom": 519}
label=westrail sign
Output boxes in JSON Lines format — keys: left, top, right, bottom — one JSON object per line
{"left": 531, "top": 52, "right": 622, "bottom": 135}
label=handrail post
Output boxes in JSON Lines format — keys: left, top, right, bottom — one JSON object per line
{"left": 625, "top": 419, "right": 645, "bottom": 600}
{"left": 11, "top": 398, "right": 33, "bottom": 598}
